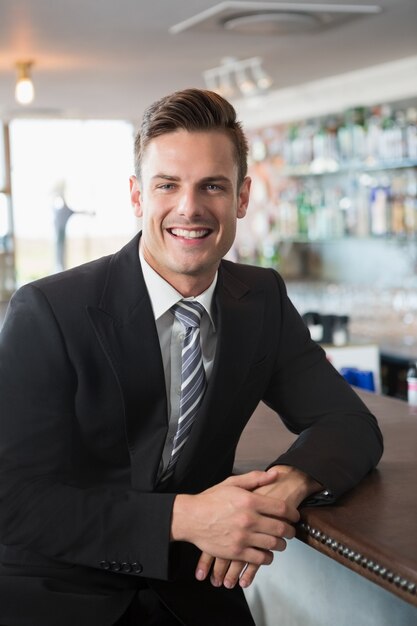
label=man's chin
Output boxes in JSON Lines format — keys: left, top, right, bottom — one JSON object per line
{"left": 170, "top": 257, "right": 220, "bottom": 280}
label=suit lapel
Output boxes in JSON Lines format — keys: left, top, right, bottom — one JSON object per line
{"left": 87, "top": 238, "right": 266, "bottom": 492}
{"left": 87, "top": 234, "right": 168, "bottom": 490}
{"left": 171, "top": 263, "right": 266, "bottom": 488}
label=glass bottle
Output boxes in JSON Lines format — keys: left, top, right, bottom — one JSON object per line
{"left": 406, "top": 108, "right": 417, "bottom": 159}
{"left": 407, "top": 361, "right": 417, "bottom": 406}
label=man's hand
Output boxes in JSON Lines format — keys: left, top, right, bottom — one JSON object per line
{"left": 171, "top": 470, "right": 300, "bottom": 570}
{"left": 193, "top": 466, "right": 322, "bottom": 589}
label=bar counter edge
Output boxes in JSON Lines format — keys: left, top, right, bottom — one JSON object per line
{"left": 235, "top": 389, "right": 417, "bottom": 608}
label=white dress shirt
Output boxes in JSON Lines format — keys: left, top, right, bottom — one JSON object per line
{"left": 139, "top": 244, "right": 217, "bottom": 474}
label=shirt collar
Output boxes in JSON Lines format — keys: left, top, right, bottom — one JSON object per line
{"left": 139, "top": 242, "right": 217, "bottom": 329}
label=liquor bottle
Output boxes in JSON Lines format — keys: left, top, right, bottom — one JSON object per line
{"left": 390, "top": 173, "right": 406, "bottom": 235}
{"left": 393, "top": 110, "right": 407, "bottom": 161}
{"left": 324, "top": 116, "right": 340, "bottom": 165}
{"left": 265, "top": 125, "right": 285, "bottom": 166}
{"left": 283, "top": 124, "right": 297, "bottom": 167}
{"left": 277, "top": 186, "right": 298, "bottom": 239}
{"left": 312, "top": 121, "right": 326, "bottom": 169}
{"left": 365, "top": 106, "right": 382, "bottom": 164}
{"left": 369, "top": 180, "right": 390, "bottom": 236}
{"left": 250, "top": 134, "right": 267, "bottom": 162}
{"left": 379, "top": 105, "right": 393, "bottom": 161}
{"left": 296, "top": 189, "right": 313, "bottom": 238}
{"left": 291, "top": 122, "right": 304, "bottom": 166}
{"left": 337, "top": 110, "right": 353, "bottom": 162}
{"left": 351, "top": 107, "right": 366, "bottom": 161}
{"left": 301, "top": 120, "right": 315, "bottom": 165}
{"left": 407, "top": 361, "right": 417, "bottom": 406}
{"left": 406, "top": 108, "right": 417, "bottom": 159}
{"left": 404, "top": 169, "right": 417, "bottom": 235}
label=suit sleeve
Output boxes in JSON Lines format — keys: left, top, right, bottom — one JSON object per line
{"left": 0, "top": 284, "right": 175, "bottom": 580}
{"left": 262, "top": 270, "right": 383, "bottom": 500}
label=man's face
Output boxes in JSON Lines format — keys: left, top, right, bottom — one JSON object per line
{"left": 130, "top": 130, "right": 250, "bottom": 296}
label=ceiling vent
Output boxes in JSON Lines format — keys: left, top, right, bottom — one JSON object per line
{"left": 170, "top": 2, "right": 382, "bottom": 36}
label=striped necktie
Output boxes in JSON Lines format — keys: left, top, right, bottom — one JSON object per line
{"left": 162, "top": 300, "right": 207, "bottom": 481}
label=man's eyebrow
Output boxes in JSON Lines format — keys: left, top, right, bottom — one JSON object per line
{"left": 152, "top": 173, "right": 180, "bottom": 181}
{"left": 200, "top": 175, "right": 232, "bottom": 184}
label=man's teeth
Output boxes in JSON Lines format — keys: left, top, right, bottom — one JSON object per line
{"left": 171, "top": 228, "right": 208, "bottom": 239}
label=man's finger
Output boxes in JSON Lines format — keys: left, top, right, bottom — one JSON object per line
{"left": 211, "top": 557, "right": 231, "bottom": 587}
{"left": 195, "top": 552, "right": 214, "bottom": 581}
{"left": 223, "top": 560, "right": 249, "bottom": 589}
{"left": 251, "top": 491, "right": 300, "bottom": 524}
{"left": 239, "top": 563, "right": 262, "bottom": 589}
{"left": 224, "top": 470, "right": 279, "bottom": 491}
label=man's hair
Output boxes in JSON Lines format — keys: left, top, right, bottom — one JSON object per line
{"left": 134, "top": 88, "right": 248, "bottom": 188}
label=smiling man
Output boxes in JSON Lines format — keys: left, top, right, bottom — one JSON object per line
{"left": 0, "top": 89, "right": 383, "bottom": 626}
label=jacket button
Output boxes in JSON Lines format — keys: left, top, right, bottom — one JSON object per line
{"left": 99, "top": 560, "right": 110, "bottom": 570}
{"left": 110, "top": 561, "right": 121, "bottom": 572}
{"left": 121, "top": 562, "right": 132, "bottom": 573}
{"left": 132, "top": 562, "right": 143, "bottom": 574}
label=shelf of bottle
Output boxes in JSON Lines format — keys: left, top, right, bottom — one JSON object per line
{"left": 276, "top": 158, "right": 417, "bottom": 178}
{"left": 272, "top": 233, "right": 417, "bottom": 244}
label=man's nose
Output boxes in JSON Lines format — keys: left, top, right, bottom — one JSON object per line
{"left": 177, "top": 188, "right": 203, "bottom": 218}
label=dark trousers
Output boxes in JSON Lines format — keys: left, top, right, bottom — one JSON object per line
{"left": 114, "top": 587, "right": 182, "bottom": 626}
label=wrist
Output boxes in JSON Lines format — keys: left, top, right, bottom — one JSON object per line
{"left": 266, "top": 465, "right": 322, "bottom": 508}
{"left": 170, "top": 494, "right": 194, "bottom": 542}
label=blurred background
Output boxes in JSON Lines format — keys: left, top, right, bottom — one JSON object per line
{"left": 1, "top": 0, "right": 417, "bottom": 398}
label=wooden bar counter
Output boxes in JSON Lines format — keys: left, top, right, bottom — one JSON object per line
{"left": 235, "top": 389, "right": 417, "bottom": 616}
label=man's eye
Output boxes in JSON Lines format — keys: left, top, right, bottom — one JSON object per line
{"left": 205, "top": 184, "right": 222, "bottom": 191}
{"left": 157, "top": 183, "right": 175, "bottom": 190}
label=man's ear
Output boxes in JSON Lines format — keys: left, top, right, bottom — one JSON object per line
{"left": 237, "top": 176, "right": 251, "bottom": 219}
{"left": 130, "top": 176, "right": 143, "bottom": 218}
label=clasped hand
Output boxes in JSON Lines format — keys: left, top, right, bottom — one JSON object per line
{"left": 171, "top": 467, "right": 308, "bottom": 591}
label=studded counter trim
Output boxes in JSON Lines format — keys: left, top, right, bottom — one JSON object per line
{"left": 299, "top": 521, "right": 417, "bottom": 598}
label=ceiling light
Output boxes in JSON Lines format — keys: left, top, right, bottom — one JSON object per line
{"left": 218, "top": 72, "right": 236, "bottom": 99}
{"left": 236, "top": 67, "right": 257, "bottom": 95}
{"left": 15, "top": 61, "right": 35, "bottom": 105}
{"left": 251, "top": 58, "right": 273, "bottom": 90}
{"left": 203, "top": 57, "right": 273, "bottom": 100}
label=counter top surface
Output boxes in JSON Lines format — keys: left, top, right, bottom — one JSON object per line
{"left": 235, "top": 390, "right": 417, "bottom": 606}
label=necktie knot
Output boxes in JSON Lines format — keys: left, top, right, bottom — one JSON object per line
{"left": 171, "top": 300, "right": 204, "bottom": 329}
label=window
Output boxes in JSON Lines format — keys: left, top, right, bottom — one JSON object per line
{"left": 10, "top": 119, "right": 136, "bottom": 284}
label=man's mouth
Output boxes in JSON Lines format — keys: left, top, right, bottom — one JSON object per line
{"left": 168, "top": 228, "right": 211, "bottom": 240}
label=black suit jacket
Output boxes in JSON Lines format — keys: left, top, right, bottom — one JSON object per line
{"left": 0, "top": 233, "right": 383, "bottom": 625}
